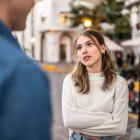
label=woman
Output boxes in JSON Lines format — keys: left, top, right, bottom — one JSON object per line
{"left": 62, "top": 30, "right": 128, "bottom": 140}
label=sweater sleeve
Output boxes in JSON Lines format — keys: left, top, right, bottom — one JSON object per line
{"left": 73, "top": 78, "right": 129, "bottom": 136}
{"left": 62, "top": 75, "right": 112, "bottom": 129}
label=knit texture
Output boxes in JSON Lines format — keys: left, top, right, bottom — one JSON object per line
{"left": 62, "top": 72, "right": 128, "bottom": 137}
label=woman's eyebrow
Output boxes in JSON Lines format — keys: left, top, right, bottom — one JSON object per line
{"left": 85, "top": 40, "right": 93, "bottom": 44}
{"left": 76, "top": 44, "right": 81, "bottom": 47}
{"left": 76, "top": 40, "right": 93, "bottom": 47}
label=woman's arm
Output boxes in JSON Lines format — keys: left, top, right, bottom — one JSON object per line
{"left": 62, "top": 75, "right": 112, "bottom": 129}
{"left": 72, "top": 78, "right": 129, "bottom": 136}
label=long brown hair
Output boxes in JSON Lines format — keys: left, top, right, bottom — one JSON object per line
{"left": 70, "top": 30, "right": 117, "bottom": 94}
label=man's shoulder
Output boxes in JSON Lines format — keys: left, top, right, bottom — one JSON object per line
{"left": 0, "top": 35, "right": 16, "bottom": 47}
{"left": 15, "top": 57, "right": 44, "bottom": 75}
{"left": 0, "top": 35, "right": 47, "bottom": 80}
{"left": 0, "top": 35, "right": 22, "bottom": 56}
{"left": 9, "top": 58, "right": 49, "bottom": 86}
{"left": 0, "top": 35, "right": 40, "bottom": 71}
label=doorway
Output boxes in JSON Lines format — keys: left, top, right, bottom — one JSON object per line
{"left": 60, "top": 44, "right": 66, "bottom": 60}
{"left": 60, "top": 34, "right": 71, "bottom": 62}
{"left": 40, "top": 33, "right": 45, "bottom": 62}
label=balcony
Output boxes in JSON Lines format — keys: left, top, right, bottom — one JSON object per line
{"left": 125, "top": 0, "right": 139, "bottom": 9}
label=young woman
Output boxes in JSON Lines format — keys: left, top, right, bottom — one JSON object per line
{"left": 62, "top": 30, "right": 128, "bottom": 140}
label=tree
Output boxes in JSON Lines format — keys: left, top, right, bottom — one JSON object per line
{"left": 69, "top": 1, "right": 103, "bottom": 30}
{"left": 100, "top": 0, "right": 131, "bottom": 41}
{"left": 69, "top": 0, "right": 131, "bottom": 42}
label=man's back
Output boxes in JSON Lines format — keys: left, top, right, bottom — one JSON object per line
{"left": 0, "top": 21, "right": 52, "bottom": 140}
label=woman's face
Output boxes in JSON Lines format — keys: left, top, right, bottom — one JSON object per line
{"left": 76, "top": 35, "right": 105, "bottom": 70}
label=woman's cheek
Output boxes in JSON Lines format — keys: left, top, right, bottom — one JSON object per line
{"left": 77, "top": 52, "right": 81, "bottom": 59}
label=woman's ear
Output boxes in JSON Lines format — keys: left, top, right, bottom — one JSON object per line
{"left": 100, "top": 44, "right": 106, "bottom": 54}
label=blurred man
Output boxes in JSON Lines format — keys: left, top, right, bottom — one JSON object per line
{"left": 0, "top": 0, "right": 52, "bottom": 140}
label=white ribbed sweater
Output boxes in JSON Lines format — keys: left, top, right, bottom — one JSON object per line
{"left": 62, "top": 72, "right": 128, "bottom": 137}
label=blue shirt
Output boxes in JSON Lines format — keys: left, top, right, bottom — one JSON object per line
{"left": 0, "top": 21, "right": 52, "bottom": 140}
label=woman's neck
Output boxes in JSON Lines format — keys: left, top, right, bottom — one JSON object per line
{"left": 86, "top": 63, "right": 102, "bottom": 73}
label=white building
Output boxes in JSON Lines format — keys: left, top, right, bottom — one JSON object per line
{"left": 15, "top": 0, "right": 101, "bottom": 63}
{"left": 124, "top": 0, "right": 140, "bottom": 58}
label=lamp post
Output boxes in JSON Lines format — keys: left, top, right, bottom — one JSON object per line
{"left": 30, "top": 36, "right": 35, "bottom": 58}
{"left": 31, "top": 8, "right": 35, "bottom": 58}
{"left": 30, "top": 37, "right": 35, "bottom": 58}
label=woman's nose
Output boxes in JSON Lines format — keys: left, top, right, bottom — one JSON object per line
{"left": 82, "top": 47, "right": 87, "bottom": 54}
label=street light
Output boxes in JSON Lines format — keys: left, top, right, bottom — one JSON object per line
{"left": 41, "top": 12, "right": 47, "bottom": 18}
{"left": 30, "top": 37, "right": 36, "bottom": 44}
{"left": 30, "top": 37, "right": 35, "bottom": 58}
{"left": 84, "top": 19, "right": 92, "bottom": 28}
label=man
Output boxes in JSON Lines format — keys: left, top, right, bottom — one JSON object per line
{"left": 0, "top": 0, "right": 52, "bottom": 140}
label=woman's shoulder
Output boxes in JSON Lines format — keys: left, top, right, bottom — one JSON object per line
{"left": 115, "top": 75, "right": 127, "bottom": 86}
{"left": 116, "top": 75, "right": 126, "bottom": 81}
{"left": 63, "top": 74, "right": 75, "bottom": 90}
{"left": 63, "top": 74, "right": 73, "bottom": 84}
{"left": 64, "top": 74, "right": 72, "bottom": 80}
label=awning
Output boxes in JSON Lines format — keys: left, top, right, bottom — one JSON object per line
{"left": 121, "top": 37, "right": 140, "bottom": 47}
{"left": 104, "top": 37, "right": 124, "bottom": 51}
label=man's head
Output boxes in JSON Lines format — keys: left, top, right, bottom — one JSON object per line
{"left": 0, "top": 0, "right": 34, "bottom": 31}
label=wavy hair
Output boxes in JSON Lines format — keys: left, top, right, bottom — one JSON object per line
{"left": 70, "top": 30, "right": 117, "bottom": 94}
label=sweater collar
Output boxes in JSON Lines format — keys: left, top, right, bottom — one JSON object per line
{"left": 88, "top": 72, "right": 104, "bottom": 81}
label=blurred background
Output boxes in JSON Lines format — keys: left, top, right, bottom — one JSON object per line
{"left": 13, "top": 0, "right": 140, "bottom": 139}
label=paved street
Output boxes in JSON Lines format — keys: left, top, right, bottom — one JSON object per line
{"left": 47, "top": 71, "right": 139, "bottom": 140}
{"left": 47, "top": 72, "right": 69, "bottom": 140}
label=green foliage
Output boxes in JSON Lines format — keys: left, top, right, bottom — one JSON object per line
{"left": 69, "top": 0, "right": 131, "bottom": 42}
{"left": 69, "top": 1, "right": 94, "bottom": 27}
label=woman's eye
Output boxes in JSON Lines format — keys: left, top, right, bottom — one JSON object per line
{"left": 87, "top": 43, "right": 92, "bottom": 46}
{"left": 77, "top": 47, "right": 81, "bottom": 50}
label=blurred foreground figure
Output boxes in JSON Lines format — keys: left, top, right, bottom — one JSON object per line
{"left": 0, "top": 0, "right": 52, "bottom": 140}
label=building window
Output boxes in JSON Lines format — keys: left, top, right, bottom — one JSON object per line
{"left": 60, "top": 12, "right": 71, "bottom": 26}
{"left": 41, "top": 12, "right": 47, "bottom": 22}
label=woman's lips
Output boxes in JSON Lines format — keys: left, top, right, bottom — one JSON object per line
{"left": 83, "top": 56, "right": 90, "bottom": 61}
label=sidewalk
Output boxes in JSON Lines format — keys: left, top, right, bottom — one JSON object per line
{"left": 116, "top": 117, "right": 140, "bottom": 140}
{"left": 119, "top": 114, "right": 140, "bottom": 140}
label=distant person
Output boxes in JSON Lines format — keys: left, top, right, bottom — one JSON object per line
{"left": 0, "top": 0, "right": 52, "bottom": 140}
{"left": 115, "top": 51, "right": 123, "bottom": 68}
{"left": 62, "top": 30, "right": 128, "bottom": 140}
{"left": 127, "top": 50, "right": 135, "bottom": 69}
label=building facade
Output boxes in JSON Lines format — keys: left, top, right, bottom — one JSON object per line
{"left": 124, "top": 0, "right": 140, "bottom": 58}
{"left": 15, "top": 0, "right": 100, "bottom": 63}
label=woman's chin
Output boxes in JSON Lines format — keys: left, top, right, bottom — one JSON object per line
{"left": 85, "top": 64, "right": 94, "bottom": 68}
{"left": 81, "top": 61, "right": 94, "bottom": 68}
